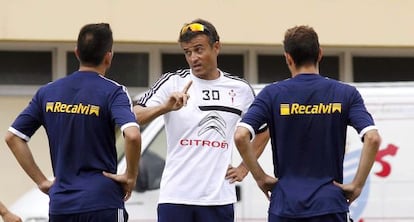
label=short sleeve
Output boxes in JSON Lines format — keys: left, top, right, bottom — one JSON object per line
{"left": 110, "top": 85, "right": 139, "bottom": 131}
{"left": 348, "top": 87, "right": 376, "bottom": 139}
{"left": 9, "top": 89, "right": 44, "bottom": 141}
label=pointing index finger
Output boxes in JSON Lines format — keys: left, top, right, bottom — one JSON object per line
{"left": 182, "top": 80, "right": 193, "bottom": 94}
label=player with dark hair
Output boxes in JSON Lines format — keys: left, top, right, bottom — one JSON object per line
{"left": 5, "top": 23, "right": 141, "bottom": 222}
{"left": 234, "top": 25, "right": 381, "bottom": 222}
{"left": 134, "top": 18, "right": 269, "bottom": 222}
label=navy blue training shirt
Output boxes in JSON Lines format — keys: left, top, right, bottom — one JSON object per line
{"left": 239, "top": 74, "right": 376, "bottom": 217}
{"left": 9, "top": 71, "right": 139, "bottom": 215}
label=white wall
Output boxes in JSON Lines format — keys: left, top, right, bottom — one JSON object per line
{"left": 0, "top": 0, "right": 413, "bottom": 46}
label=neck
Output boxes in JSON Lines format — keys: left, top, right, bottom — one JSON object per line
{"left": 78, "top": 65, "right": 105, "bottom": 76}
{"left": 193, "top": 69, "right": 220, "bottom": 80}
{"left": 208, "top": 69, "right": 220, "bottom": 80}
{"left": 291, "top": 64, "right": 319, "bottom": 77}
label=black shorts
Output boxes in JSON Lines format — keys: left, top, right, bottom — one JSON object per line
{"left": 268, "top": 212, "right": 353, "bottom": 222}
{"left": 158, "top": 203, "right": 234, "bottom": 222}
{"left": 49, "top": 208, "right": 128, "bottom": 222}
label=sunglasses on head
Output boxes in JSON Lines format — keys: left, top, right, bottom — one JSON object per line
{"left": 180, "top": 23, "right": 210, "bottom": 36}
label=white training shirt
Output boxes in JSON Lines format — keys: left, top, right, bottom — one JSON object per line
{"left": 138, "top": 69, "right": 255, "bottom": 205}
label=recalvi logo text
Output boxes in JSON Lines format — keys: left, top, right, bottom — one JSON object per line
{"left": 46, "top": 102, "right": 100, "bottom": 116}
{"left": 280, "top": 103, "right": 342, "bottom": 115}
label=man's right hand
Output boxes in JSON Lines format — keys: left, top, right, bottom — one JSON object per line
{"left": 165, "top": 80, "right": 192, "bottom": 111}
{"left": 257, "top": 175, "right": 278, "bottom": 200}
{"left": 103, "top": 171, "right": 137, "bottom": 201}
{"left": 38, "top": 179, "right": 53, "bottom": 195}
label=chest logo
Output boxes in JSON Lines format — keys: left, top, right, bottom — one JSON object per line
{"left": 198, "top": 111, "right": 226, "bottom": 138}
{"left": 228, "top": 89, "right": 236, "bottom": 105}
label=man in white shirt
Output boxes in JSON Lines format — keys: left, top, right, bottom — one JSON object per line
{"left": 134, "top": 18, "right": 269, "bottom": 222}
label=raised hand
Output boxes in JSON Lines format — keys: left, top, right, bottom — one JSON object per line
{"left": 166, "top": 80, "right": 192, "bottom": 111}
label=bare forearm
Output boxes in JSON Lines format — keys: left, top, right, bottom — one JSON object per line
{"left": 0, "top": 202, "right": 7, "bottom": 216}
{"left": 134, "top": 105, "right": 168, "bottom": 125}
{"left": 353, "top": 130, "right": 381, "bottom": 187}
{"left": 5, "top": 133, "right": 48, "bottom": 186}
{"left": 123, "top": 127, "right": 142, "bottom": 179}
{"left": 234, "top": 127, "right": 267, "bottom": 181}
{"left": 238, "top": 129, "right": 270, "bottom": 168}
{"left": 241, "top": 152, "right": 266, "bottom": 181}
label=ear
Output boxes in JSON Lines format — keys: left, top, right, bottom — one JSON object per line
{"left": 317, "top": 47, "right": 323, "bottom": 63}
{"left": 104, "top": 51, "right": 113, "bottom": 66}
{"left": 74, "top": 47, "right": 80, "bottom": 60}
{"left": 284, "top": 52, "right": 294, "bottom": 66}
{"left": 213, "top": 41, "right": 221, "bottom": 55}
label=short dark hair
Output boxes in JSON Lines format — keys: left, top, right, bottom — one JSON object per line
{"left": 178, "top": 18, "right": 220, "bottom": 45}
{"left": 283, "top": 25, "right": 320, "bottom": 67}
{"left": 77, "top": 23, "right": 113, "bottom": 66}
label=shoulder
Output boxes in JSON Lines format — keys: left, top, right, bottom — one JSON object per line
{"left": 150, "top": 69, "right": 191, "bottom": 88}
{"left": 222, "top": 71, "right": 249, "bottom": 85}
{"left": 261, "top": 80, "right": 287, "bottom": 93}
{"left": 326, "top": 77, "right": 359, "bottom": 94}
{"left": 150, "top": 69, "right": 191, "bottom": 90}
{"left": 221, "top": 71, "right": 255, "bottom": 94}
{"left": 98, "top": 75, "right": 124, "bottom": 88}
{"left": 36, "top": 76, "right": 68, "bottom": 95}
{"left": 136, "top": 69, "right": 191, "bottom": 105}
{"left": 161, "top": 69, "right": 191, "bottom": 80}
